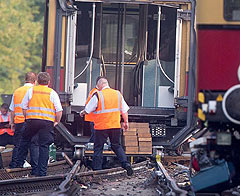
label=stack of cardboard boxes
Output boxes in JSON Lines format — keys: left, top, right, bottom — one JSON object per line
{"left": 122, "top": 122, "right": 152, "bottom": 154}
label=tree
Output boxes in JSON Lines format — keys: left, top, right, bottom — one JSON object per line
{"left": 0, "top": 0, "right": 44, "bottom": 96}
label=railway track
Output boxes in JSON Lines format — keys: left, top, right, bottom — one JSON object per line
{"left": 0, "top": 159, "right": 149, "bottom": 195}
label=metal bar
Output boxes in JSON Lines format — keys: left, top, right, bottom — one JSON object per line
{"left": 76, "top": 160, "right": 148, "bottom": 177}
{"left": 154, "top": 5, "right": 161, "bottom": 107}
{"left": 120, "top": 4, "right": 126, "bottom": 94}
{"left": 168, "top": 0, "right": 196, "bottom": 148}
{"left": 156, "top": 160, "right": 188, "bottom": 195}
{"left": 62, "top": 152, "right": 74, "bottom": 167}
{"left": 54, "top": 0, "right": 63, "bottom": 92}
{"left": 51, "top": 160, "right": 81, "bottom": 195}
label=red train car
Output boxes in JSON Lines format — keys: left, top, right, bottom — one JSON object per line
{"left": 190, "top": 0, "right": 240, "bottom": 192}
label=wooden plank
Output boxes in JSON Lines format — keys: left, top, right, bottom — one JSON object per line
{"left": 123, "top": 131, "right": 137, "bottom": 136}
{"left": 139, "top": 146, "right": 152, "bottom": 153}
{"left": 122, "top": 140, "right": 138, "bottom": 147}
{"left": 138, "top": 133, "right": 151, "bottom": 137}
{"left": 139, "top": 141, "right": 152, "bottom": 147}
{"left": 122, "top": 136, "right": 138, "bottom": 141}
{"left": 138, "top": 151, "right": 152, "bottom": 155}
{"left": 137, "top": 128, "right": 150, "bottom": 134}
{"left": 128, "top": 123, "right": 149, "bottom": 128}
{"left": 136, "top": 123, "right": 149, "bottom": 128}
{"left": 138, "top": 137, "right": 152, "bottom": 142}
{"left": 128, "top": 122, "right": 137, "bottom": 128}
{"left": 85, "top": 150, "right": 115, "bottom": 154}
{"left": 124, "top": 146, "right": 138, "bottom": 153}
{"left": 128, "top": 128, "right": 137, "bottom": 132}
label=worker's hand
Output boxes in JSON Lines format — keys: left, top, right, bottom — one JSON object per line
{"left": 54, "top": 122, "right": 59, "bottom": 127}
{"left": 10, "top": 123, "right": 15, "bottom": 131}
{"left": 123, "top": 121, "right": 129, "bottom": 131}
{"left": 80, "top": 110, "right": 85, "bottom": 117}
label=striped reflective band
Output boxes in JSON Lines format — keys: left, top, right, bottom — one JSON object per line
{"left": 26, "top": 112, "right": 55, "bottom": 119}
{"left": 14, "top": 104, "right": 22, "bottom": 107}
{"left": 15, "top": 113, "right": 23, "bottom": 116}
{"left": 94, "top": 91, "right": 121, "bottom": 114}
{"left": 28, "top": 107, "right": 55, "bottom": 113}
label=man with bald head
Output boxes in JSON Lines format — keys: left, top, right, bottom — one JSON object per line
{"left": 81, "top": 76, "right": 133, "bottom": 176}
{"left": 9, "top": 72, "right": 39, "bottom": 169}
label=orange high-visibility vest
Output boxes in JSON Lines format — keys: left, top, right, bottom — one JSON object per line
{"left": 93, "top": 88, "right": 122, "bottom": 130}
{"left": 85, "top": 88, "right": 98, "bottom": 122}
{"left": 0, "top": 114, "right": 14, "bottom": 136}
{"left": 26, "top": 85, "right": 56, "bottom": 122}
{"left": 13, "top": 85, "right": 32, "bottom": 124}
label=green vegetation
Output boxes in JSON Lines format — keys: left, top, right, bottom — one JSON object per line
{"left": 0, "top": 0, "right": 44, "bottom": 95}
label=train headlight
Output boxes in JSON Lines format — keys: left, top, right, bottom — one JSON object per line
{"left": 222, "top": 84, "right": 240, "bottom": 124}
{"left": 217, "top": 132, "right": 231, "bottom": 146}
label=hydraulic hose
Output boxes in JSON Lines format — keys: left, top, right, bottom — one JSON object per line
{"left": 74, "top": 3, "right": 96, "bottom": 80}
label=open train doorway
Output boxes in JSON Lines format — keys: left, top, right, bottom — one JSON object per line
{"left": 73, "top": 2, "right": 179, "bottom": 109}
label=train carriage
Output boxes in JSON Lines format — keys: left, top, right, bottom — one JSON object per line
{"left": 42, "top": 0, "right": 196, "bottom": 157}
{"left": 190, "top": 0, "right": 240, "bottom": 192}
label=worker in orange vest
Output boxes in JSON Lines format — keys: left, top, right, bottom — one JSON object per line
{"left": 0, "top": 103, "right": 14, "bottom": 168}
{"left": 9, "top": 72, "right": 39, "bottom": 169}
{"left": 80, "top": 76, "right": 133, "bottom": 176}
{"left": 81, "top": 86, "right": 98, "bottom": 143}
{"left": 16, "top": 72, "right": 63, "bottom": 176}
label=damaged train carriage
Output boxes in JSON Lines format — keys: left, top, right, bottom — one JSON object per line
{"left": 42, "top": 0, "right": 196, "bottom": 155}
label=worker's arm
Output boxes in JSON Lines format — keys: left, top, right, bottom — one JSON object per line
{"left": 10, "top": 111, "right": 15, "bottom": 131}
{"left": 120, "top": 94, "right": 129, "bottom": 130}
{"left": 80, "top": 95, "right": 98, "bottom": 117}
{"left": 122, "top": 112, "right": 129, "bottom": 130}
{"left": 50, "top": 90, "right": 63, "bottom": 126}
{"left": 54, "top": 111, "right": 63, "bottom": 126}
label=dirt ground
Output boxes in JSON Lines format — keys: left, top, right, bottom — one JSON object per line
{"left": 82, "top": 169, "right": 159, "bottom": 196}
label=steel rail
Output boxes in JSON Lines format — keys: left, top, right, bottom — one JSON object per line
{"left": 156, "top": 160, "right": 188, "bottom": 195}
{"left": 76, "top": 160, "right": 148, "bottom": 178}
{"left": 0, "top": 160, "right": 149, "bottom": 195}
{"left": 51, "top": 160, "right": 81, "bottom": 196}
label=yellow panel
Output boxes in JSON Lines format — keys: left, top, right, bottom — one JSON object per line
{"left": 198, "top": 108, "right": 206, "bottom": 121}
{"left": 198, "top": 92, "right": 205, "bottom": 103}
{"left": 61, "top": 16, "right": 67, "bottom": 67}
{"left": 179, "top": 4, "right": 191, "bottom": 97}
{"left": 196, "top": 0, "right": 240, "bottom": 25}
{"left": 46, "top": 0, "right": 56, "bottom": 67}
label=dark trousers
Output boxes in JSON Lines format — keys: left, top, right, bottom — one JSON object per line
{"left": 89, "top": 122, "right": 95, "bottom": 143}
{"left": 92, "top": 128, "right": 129, "bottom": 170}
{"left": 16, "top": 119, "right": 54, "bottom": 176}
{"left": 9, "top": 123, "right": 39, "bottom": 169}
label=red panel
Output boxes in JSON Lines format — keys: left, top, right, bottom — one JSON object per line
{"left": 197, "top": 29, "right": 240, "bottom": 92}
{"left": 46, "top": 67, "right": 65, "bottom": 91}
